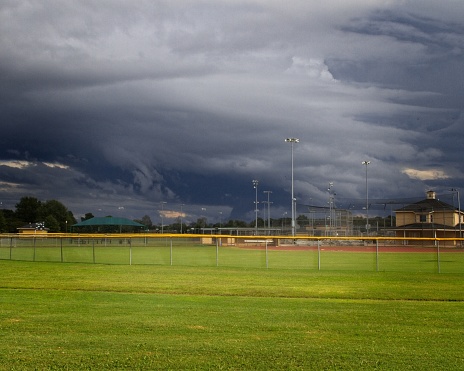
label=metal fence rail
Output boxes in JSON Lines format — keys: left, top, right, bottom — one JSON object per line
{"left": 1, "top": 234, "right": 463, "bottom": 273}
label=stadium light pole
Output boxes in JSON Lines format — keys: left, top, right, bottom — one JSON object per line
{"left": 362, "top": 161, "right": 370, "bottom": 235}
{"left": 252, "top": 180, "right": 259, "bottom": 235}
{"left": 200, "top": 207, "right": 206, "bottom": 233}
{"left": 263, "top": 190, "right": 272, "bottom": 230}
{"left": 180, "top": 204, "right": 185, "bottom": 234}
{"left": 328, "top": 182, "right": 334, "bottom": 234}
{"left": 160, "top": 201, "right": 167, "bottom": 234}
{"left": 285, "top": 138, "right": 299, "bottom": 238}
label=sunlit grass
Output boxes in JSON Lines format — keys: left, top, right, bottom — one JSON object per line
{"left": 1, "top": 261, "right": 463, "bottom": 370}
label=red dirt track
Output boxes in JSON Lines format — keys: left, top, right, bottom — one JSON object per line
{"left": 239, "top": 244, "right": 463, "bottom": 253}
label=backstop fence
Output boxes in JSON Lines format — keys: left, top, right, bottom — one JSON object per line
{"left": 1, "top": 233, "right": 463, "bottom": 273}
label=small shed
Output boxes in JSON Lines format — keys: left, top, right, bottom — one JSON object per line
{"left": 17, "top": 222, "right": 49, "bottom": 234}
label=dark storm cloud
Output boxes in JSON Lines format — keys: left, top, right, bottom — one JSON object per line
{"left": 1, "top": 0, "right": 463, "bottom": 223}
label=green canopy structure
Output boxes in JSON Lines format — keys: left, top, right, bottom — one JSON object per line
{"left": 72, "top": 217, "right": 145, "bottom": 233}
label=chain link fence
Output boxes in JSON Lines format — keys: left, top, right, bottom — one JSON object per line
{"left": 1, "top": 234, "right": 463, "bottom": 273}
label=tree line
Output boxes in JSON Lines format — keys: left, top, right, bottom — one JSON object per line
{"left": 0, "top": 196, "right": 395, "bottom": 234}
{"left": 0, "top": 197, "right": 77, "bottom": 233}
{"left": 0, "top": 196, "right": 270, "bottom": 234}
{"left": 0, "top": 196, "right": 278, "bottom": 234}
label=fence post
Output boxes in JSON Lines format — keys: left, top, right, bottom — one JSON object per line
{"left": 317, "top": 240, "right": 321, "bottom": 271}
{"left": 170, "top": 238, "right": 173, "bottom": 266}
{"left": 92, "top": 239, "right": 95, "bottom": 264}
{"left": 376, "top": 239, "right": 379, "bottom": 272}
{"left": 9, "top": 237, "right": 13, "bottom": 260}
{"left": 216, "top": 238, "right": 219, "bottom": 267}
{"left": 437, "top": 240, "right": 441, "bottom": 274}
{"left": 265, "top": 240, "right": 268, "bottom": 269}
{"left": 33, "top": 237, "right": 36, "bottom": 262}
{"left": 129, "top": 238, "right": 132, "bottom": 265}
{"left": 60, "top": 237, "right": 63, "bottom": 263}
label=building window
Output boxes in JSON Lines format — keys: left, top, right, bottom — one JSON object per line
{"left": 420, "top": 215, "right": 426, "bottom": 223}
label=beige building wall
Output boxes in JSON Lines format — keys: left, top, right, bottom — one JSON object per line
{"left": 432, "top": 210, "right": 456, "bottom": 226}
{"left": 395, "top": 212, "right": 416, "bottom": 227}
{"left": 396, "top": 210, "right": 458, "bottom": 228}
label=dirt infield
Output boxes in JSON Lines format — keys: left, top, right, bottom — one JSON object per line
{"left": 239, "top": 244, "right": 464, "bottom": 253}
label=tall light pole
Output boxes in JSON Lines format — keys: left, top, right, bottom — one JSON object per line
{"left": 328, "top": 182, "right": 335, "bottom": 235}
{"left": 201, "top": 207, "right": 206, "bottom": 233}
{"left": 362, "top": 161, "right": 370, "bottom": 235}
{"left": 263, "top": 190, "right": 272, "bottom": 230}
{"left": 180, "top": 204, "right": 185, "bottom": 234}
{"left": 285, "top": 138, "right": 299, "bottom": 238}
{"left": 160, "top": 201, "right": 167, "bottom": 234}
{"left": 252, "top": 180, "right": 259, "bottom": 235}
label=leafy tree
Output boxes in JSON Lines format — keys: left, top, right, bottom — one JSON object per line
{"left": 248, "top": 217, "right": 265, "bottom": 228}
{"left": 188, "top": 217, "right": 209, "bottom": 232}
{"left": 40, "top": 200, "right": 73, "bottom": 232}
{"left": 81, "top": 213, "right": 94, "bottom": 222}
{"left": 296, "top": 214, "right": 309, "bottom": 228}
{"left": 0, "top": 210, "right": 6, "bottom": 232}
{"left": 135, "top": 215, "right": 152, "bottom": 229}
{"left": 15, "top": 196, "right": 42, "bottom": 223}
{"left": 224, "top": 219, "right": 247, "bottom": 228}
{"left": 44, "top": 215, "right": 60, "bottom": 232}
{"left": 196, "top": 217, "right": 207, "bottom": 229}
{"left": 1, "top": 209, "right": 22, "bottom": 233}
{"left": 170, "top": 217, "right": 188, "bottom": 233}
{"left": 66, "top": 211, "right": 77, "bottom": 232}
{"left": 4, "top": 198, "right": 77, "bottom": 233}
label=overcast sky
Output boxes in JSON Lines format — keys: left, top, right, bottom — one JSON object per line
{"left": 1, "top": 0, "right": 463, "bottom": 224}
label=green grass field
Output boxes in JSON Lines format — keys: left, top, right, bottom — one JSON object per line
{"left": 1, "top": 258, "right": 463, "bottom": 370}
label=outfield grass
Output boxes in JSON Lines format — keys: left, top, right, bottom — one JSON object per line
{"left": 1, "top": 240, "right": 463, "bottom": 273}
{"left": 0, "top": 260, "right": 463, "bottom": 370}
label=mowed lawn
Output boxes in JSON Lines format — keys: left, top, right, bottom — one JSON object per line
{"left": 0, "top": 260, "right": 463, "bottom": 370}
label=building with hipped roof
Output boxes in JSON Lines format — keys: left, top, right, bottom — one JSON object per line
{"left": 395, "top": 191, "right": 463, "bottom": 246}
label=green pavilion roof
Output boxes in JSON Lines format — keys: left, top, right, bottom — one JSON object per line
{"left": 72, "top": 217, "right": 144, "bottom": 227}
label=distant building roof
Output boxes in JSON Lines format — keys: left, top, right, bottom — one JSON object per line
{"left": 392, "top": 223, "right": 449, "bottom": 230}
{"left": 395, "top": 191, "right": 456, "bottom": 213}
{"left": 17, "top": 222, "right": 49, "bottom": 233}
{"left": 72, "top": 217, "right": 144, "bottom": 227}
